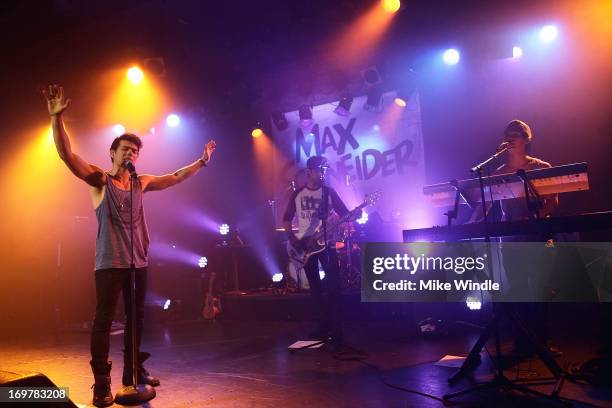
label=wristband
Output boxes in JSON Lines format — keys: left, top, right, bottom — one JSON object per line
{"left": 198, "top": 152, "right": 210, "bottom": 167}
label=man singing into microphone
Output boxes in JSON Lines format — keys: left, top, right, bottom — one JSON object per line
{"left": 469, "top": 119, "right": 559, "bottom": 356}
{"left": 43, "top": 85, "right": 216, "bottom": 407}
{"left": 494, "top": 119, "right": 558, "bottom": 220}
{"left": 469, "top": 119, "right": 557, "bottom": 223}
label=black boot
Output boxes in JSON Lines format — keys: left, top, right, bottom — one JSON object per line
{"left": 90, "top": 361, "right": 114, "bottom": 407}
{"left": 123, "top": 351, "right": 160, "bottom": 387}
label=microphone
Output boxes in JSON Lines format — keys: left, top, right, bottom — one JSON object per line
{"left": 124, "top": 160, "right": 137, "bottom": 177}
{"left": 470, "top": 142, "right": 509, "bottom": 173}
{"left": 495, "top": 141, "right": 510, "bottom": 153}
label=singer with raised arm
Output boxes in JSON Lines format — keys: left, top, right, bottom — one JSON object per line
{"left": 43, "top": 85, "right": 216, "bottom": 407}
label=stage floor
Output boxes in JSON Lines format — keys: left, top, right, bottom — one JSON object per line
{"left": 0, "top": 319, "right": 610, "bottom": 407}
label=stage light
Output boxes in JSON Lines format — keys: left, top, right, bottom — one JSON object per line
{"left": 334, "top": 94, "right": 354, "bottom": 116}
{"left": 251, "top": 128, "right": 263, "bottom": 138}
{"left": 466, "top": 296, "right": 482, "bottom": 310}
{"left": 272, "top": 273, "right": 284, "bottom": 283}
{"left": 127, "top": 66, "right": 144, "bottom": 84}
{"left": 539, "top": 25, "right": 558, "bottom": 43}
{"left": 372, "top": 124, "right": 380, "bottom": 131}
{"left": 219, "top": 223, "right": 230, "bottom": 236}
{"left": 163, "top": 299, "right": 171, "bottom": 310}
{"left": 364, "top": 87, "right": 383, "bottom": 111}
{"left": 512, "top": 46, "right": 523, "bottom": 59}
{"left": 113, "top": 124, "right": 126, "bottom": 136}
{"left": 356, "top": 210, "right": 369, "bottom": 225}
{"left": 394, "top": 97, "right": 407, "bottom": 107}
{"left": 319, "top": 270, "right": 325, "bottom": 280}
{"left": 166, "top": 114, "right": 180, "bottom": 128}
{"left": 362, "top": 66, "right": 382, "bottom": 87}
{"left": 143, "top": 57, "right": 166, "bottom": 77}
{"left": 298, "top": 104, "right": 313, "bottom": 128}
{"left": 381, "top": 0, "right": 400, "bottom": 13}
{"left": 149, "top": 126, "right": 156, "bottom": 134}
{"left": 443, "top": 49, "right": 460, "bottom": 65}
{"left": 271, "top": 110, "right": 288, "bottom": 131}
{"left": 198, "top": 256, "right": 208, "bottom": 268}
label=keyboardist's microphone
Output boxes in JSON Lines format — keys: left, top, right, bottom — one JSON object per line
{"left": 495, "top": 141, "right": 510, "bottom": 153}
{"left": 471, "top": 142, "right": 509, "bottom": 172}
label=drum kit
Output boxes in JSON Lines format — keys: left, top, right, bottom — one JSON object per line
{"left": 334, "top": 220, "right": 362, "bottom": 292}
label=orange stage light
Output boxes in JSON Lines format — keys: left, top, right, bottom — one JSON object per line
{"left": 326, "top": 1, "right": 397, "bottom": 69}
{"left": 127, "top": 66, "right": 144, "bottom": 84}
{"left": 382, "top": 0, "right": 401, "bottom": 14}
{"left": 96, "top": 68, "right": 168, "bottom": 135}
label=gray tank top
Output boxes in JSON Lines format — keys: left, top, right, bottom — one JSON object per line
{"left": 95, "top": 174, "right": 149, "bottom": 270}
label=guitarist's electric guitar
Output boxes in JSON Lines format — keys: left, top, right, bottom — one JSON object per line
{"left": 286, "top": 190, "right": 382, "bottom": 269}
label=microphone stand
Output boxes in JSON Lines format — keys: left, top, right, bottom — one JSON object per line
{"left": 444, "top": 149, "right": 570, "bottom": 405}
{"left": 470, "top": 145, "right": 508, "bottom": 174}
{"left": 115, "top": 166, "right": 156, "bottom": 405}
{"left": 321, "top": 169, "right": 329, "bottom": 258}
{"left": 517, "top": 169, "right": 543, "bottom": 220}
{"left": 444, "top": 179, "right": 473, "bottom": 227}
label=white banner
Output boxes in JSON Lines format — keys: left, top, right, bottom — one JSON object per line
{"left": 272, "top": 91, "right": 426, "bottom": 230}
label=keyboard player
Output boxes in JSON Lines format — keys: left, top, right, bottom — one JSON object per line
{"left": 468, "top": 119, "right": 561, "bottom": 357}
{"left": 468, "top": 119, "right": 558, "bottom": 223}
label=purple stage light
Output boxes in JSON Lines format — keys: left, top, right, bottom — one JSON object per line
{"left": 198, "top": 256, "right": 208, "bottom": 268}
{"left": 539, "top": 25, "right": 558, "bottom": 43}
{"left": 166, "top": 113, "right": 180, "bottom": 128}
{"left": 219, "top": 223, "right": 230, "bottom": 236}
{"left": 356, "top": 209, "right": 369, "bottom": 225}
{"left": 149, "top": 242, "right": 203, "bottom": 267}
{"left": 466, "top": 296, "right": 482, "bottom": 310}
{"left": 443, "top": 48, "right": 460, "bottom": 65}
{"left": 512, "top": 46, "right": 523, "bottom": 59}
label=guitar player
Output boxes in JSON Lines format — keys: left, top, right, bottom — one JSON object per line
{"left": 283, "top": 155, "right": 350, "bottom": 349}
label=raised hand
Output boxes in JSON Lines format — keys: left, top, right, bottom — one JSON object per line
{"left": 202, "top": 140, "right": 216, "bottom": 162}
{"left": 42, "top": 84, "right": 71, "bottom": 117}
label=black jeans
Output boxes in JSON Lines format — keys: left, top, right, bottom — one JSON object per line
{"left": 303, "top": 246, "right": 343, "bottom": 344}
{"left": 90, "top": 268, "right": 147, "bottom": 366}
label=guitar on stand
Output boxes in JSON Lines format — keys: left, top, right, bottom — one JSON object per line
{"left": 286, "top": 190, "right": 382, "bottom": 270}
{"left": 202, "top": 271, "right": 221, "bottom": 321}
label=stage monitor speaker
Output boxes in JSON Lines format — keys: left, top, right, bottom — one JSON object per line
{"left": 0, "top": 370, "right": 78, "bottom": 407}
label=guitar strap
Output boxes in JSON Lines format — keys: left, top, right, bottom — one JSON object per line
{"left": 319, "top": 185, "right": 330, "bottom": 267}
